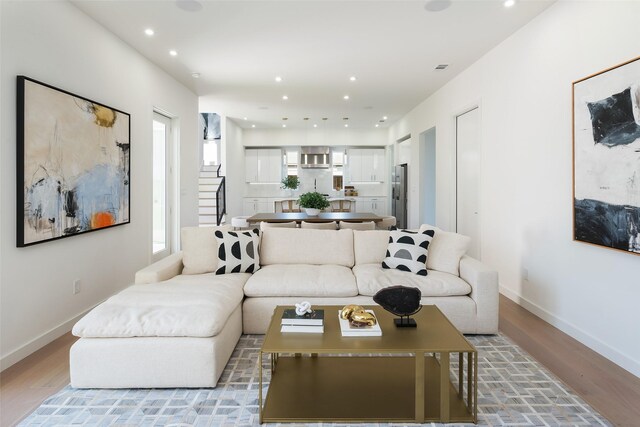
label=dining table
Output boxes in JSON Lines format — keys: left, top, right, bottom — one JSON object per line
{"left": 246, "top": 212, "right": 383, "bottom": 224}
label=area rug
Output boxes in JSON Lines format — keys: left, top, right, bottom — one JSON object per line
{"left": 19, "top": 334, "right": 610, "bottom": 426}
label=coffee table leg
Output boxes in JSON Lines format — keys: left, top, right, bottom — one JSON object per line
{"left": 415, "top": 351, "right": 425, "bottom": 422}
{"left": 458, "top": 352, "right": 464, "bottom": 397}
{"left": 440, "top": 352, "right": 450, "bottom": 422}
{"left": 259, "top": 351, "right": 263, "bottom": 424}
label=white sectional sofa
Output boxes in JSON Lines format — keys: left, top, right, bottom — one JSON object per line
{"left": 70, "top": 225, "right": 498, "bottom": 389}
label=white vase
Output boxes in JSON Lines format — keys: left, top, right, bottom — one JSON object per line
{"left": 305, "top": 208, "right": 321, "bottom": 216}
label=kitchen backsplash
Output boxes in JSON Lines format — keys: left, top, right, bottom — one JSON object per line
{"left": 244, "top": 167, "right": 386, "bottom": 198}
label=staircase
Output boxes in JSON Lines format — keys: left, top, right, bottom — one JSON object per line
{"left": 199, "top": 164, "right": 226, "bottom": 226}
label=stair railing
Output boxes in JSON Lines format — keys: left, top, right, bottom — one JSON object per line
{"left": 215, "top": 164, "right": 226, "bottom": 226}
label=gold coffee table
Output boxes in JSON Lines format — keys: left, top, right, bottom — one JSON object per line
{"left": 259, "top": 305, "right": 477, "bottom": 423}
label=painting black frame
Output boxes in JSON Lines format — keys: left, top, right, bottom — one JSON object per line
{"left": 17, "top": 76, "right": 131, "bottom": 247}
{"left": 572, "top": 56, "right": 640, "bottom": 256}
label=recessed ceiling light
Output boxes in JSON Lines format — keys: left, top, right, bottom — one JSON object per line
{"left": 375, "top": 124, "right": 379, "bottom": 128}
{"left": 144, "top": 28, "right": 154, "bottom": 36}
{"left": 313, "top": 124, "right": 318, "bottom": 128}
{"left": 169, "top": 50, "right": 178, "bottom": 56}
{"left": 424, "top": 0, "right": 452, "bottom": 12}
{"left": 282, "top": 95, "right": 288, "bottom": 100}
{"left": 504, "top": 0, "right": 515, "bottom": 7}
{"left": 343, "top": 95, "right": 350, "bottom": 100}
{"left": 176, "top": 0, "right": 203, "bottom": 12}
{"left": 251, "top": 124, "right": 256, "bottom": 128}
{"left": 275, "top": 76, "right": 282, "bottom": 82}
{"left": 350, "top": 76, "right": 357, "bottom": 81}
{"left": 344, "top": 124, "right": 349, "bottom": 128}
{"left": 382, "top": 116, "right": 388, "bottom": 120}
{"left": 282, "top": 124, "right": 287, "bottom": 128}
{"left": 191, "top": 72, "right": 200, "bottom": 78}
{"left": 243, "top": 117, "right": 248, "bottom": 120}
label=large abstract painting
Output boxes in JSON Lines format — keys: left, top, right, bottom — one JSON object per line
{"left": 573, "top": 57, "right": 640, "bottom": 255}
{"left": 17, "top": 76, "right": 130, "bottom": 247}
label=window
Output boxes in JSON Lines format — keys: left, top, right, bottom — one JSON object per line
{"left": 286, "top": 149, "right": 298, "bottom": 178}
{"left": 332, "top": 149, "right": 344, "bottom": 191}
{"left": 152, "top": 113, "right": 171, "bottom": 257}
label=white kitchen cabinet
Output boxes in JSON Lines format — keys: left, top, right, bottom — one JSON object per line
{"left": 347, "top": 148, "right": 385, "bottom": 182}
{"left": 245, "top": 148, "right": 282, "bottom": 183}
{"left": 243, "top": 198, "right": 274, "bottom": 215}
{"left": 355, "top": 197, "right": 387, "bottom": 216}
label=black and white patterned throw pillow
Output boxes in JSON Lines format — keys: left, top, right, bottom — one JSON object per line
{"left": 214, "top": 229, "right": 260, "bottom": 275}
{"left": 381, "top": 228, "right": 435, "bottom": 276}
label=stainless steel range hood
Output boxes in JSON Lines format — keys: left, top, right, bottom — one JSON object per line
{"left": 300, "top": 146, "right": 330, "bottom": 168}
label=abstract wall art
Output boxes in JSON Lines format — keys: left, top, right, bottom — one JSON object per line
{"left": 573, "top": 57, "right": 640, "bottom": 255}
{"left": 17, "top": 76, "right": 130, "bottom": 247}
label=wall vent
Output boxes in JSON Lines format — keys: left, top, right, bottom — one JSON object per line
{"left": 435, "top": 64, "right": 449, "bottom": 70}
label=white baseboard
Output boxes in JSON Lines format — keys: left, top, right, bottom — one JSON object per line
{"left": 1, "top": 307, "right": 93, "bottom": 371}
{"left": 500, "top": 286, "right": 640, "bottom": 378}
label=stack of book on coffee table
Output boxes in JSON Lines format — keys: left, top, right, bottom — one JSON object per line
{"left": 280, "top": 309, "right": 324, "bottom": 333}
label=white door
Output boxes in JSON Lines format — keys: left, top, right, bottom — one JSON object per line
{"left": 152, "top": 113, "right": 172, "bottom": 261}
{"left": 456, "top": 107, "right": 481, "bottom": 259}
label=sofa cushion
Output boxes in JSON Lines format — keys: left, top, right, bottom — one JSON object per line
{"left": 244, "top": 264, "right": 358, "bottom": 297}
{"left": 339, "top": 221, "right": 375, "bottom": 230}
{"left": 259, "top": 221, "right": 297, "bottom": 231}
{"left": 181, "top": 225, "right": 231, "bottom": 275}
{"left": 419, "top": 225, "right": 471, "bottom": 276}
{"left": 382, "top": 228, "right": 434, "bottom": 276}
{"left": 260, "top": 228, "right": 355, "bottom": 267}
{"left": 353, "top": 263, "right": 471, "bottom": 297}
{"left": 72, "top": 273, "right": 249, "bottom": 338}
{"left": 214, "top": 229, "right": 260, "bottom": 275}
{"left": 301, "top": 221, "right": 337, "bottom": 229}
{"left": 353, "top": 230, "right": 390, "bottom": 265}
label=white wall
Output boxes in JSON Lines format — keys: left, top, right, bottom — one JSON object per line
{"left": 390, "top": 1, "right": 640, "bottom": 376}
{"left": 221, "top": 117, "right": 245, "bottom": 219}
{"left": 0, "top": 1, "right": 199, "bottom": 369}
{"left": 242, "top": 128, "right": 388, "bottom": 147}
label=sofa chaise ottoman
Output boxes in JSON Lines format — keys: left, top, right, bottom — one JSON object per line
{"left": 70, "top": 271, "right": 248, "bottom": 388}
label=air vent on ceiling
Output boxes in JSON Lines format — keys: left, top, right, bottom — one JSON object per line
{"left": 435, "top": 64, "right": 449, "bottom": 70}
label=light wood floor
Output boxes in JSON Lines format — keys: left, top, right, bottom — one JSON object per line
{"left": 1, "top": 295, "right": 639, "bottom": 426}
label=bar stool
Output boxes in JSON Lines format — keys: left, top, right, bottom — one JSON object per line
{"left": 231, "top": 216, "right": 250, "bottom": 230}
{"left": 377, "top": 216, "right": 397, "bottom": 230}
{"left": 276, "top": 199, "right": 301, "bottom": 213}
{"left": 329, "top": 199, "right": 353, "bottom": 212}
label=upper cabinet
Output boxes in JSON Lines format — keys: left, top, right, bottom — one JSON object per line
{"left": 347, "top": 148, "right": 385, "bottom": 183}
{"left": 245, "top": 148, "right": 283, "bottom": 183}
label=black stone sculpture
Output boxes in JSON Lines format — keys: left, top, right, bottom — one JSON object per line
{"left": 373, "top": 285, "right": 422, "bottom": 327}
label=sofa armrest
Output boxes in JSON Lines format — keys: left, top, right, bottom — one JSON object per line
{"left": 134, "top": 252, "right": 184, "bottom": 284}
{"left": 459, "top": 255, "right": 499, "bottom": 334}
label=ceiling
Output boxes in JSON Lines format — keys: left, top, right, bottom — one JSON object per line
{"left": 72, "top": 0, "right": 554, "bottom": 130}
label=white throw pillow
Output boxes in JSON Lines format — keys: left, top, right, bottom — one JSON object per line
{"left": 181, "top": 225, "right": 232, "bottom": 275}
{"left": 382, "top": 228, "right": 435, "bottom": 276}
{"left": 214, "top": 229, "right": 261, "bottom": 275}
{"left": 418, "top": 224, "right": 471, "bottom": 276}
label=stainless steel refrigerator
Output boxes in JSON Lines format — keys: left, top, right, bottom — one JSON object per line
{"left": 392, "top": 164, "right": 407, "bottom": 229}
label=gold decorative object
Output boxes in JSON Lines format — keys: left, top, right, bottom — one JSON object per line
{"left": 340, "top": 304, "right": 364, "bottom": 320}
{"left": 349, "top": 310, "right": 377, "bottom": 327}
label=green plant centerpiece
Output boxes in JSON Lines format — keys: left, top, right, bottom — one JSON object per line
{"left": 298, "top": 191, "right": 329, "bottom": 216}
{"left": 281, "top": 175, "right": 300, "bottom": 191}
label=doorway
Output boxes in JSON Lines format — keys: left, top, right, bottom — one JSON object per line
{"left": 152, "top": 112, "right": 173, "bottom": 260}
{"left": 456, "top": 107, "right": 481, "bottom": 259}
{"left": 419, "top": 127, "right": 436, "bottom": 226}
